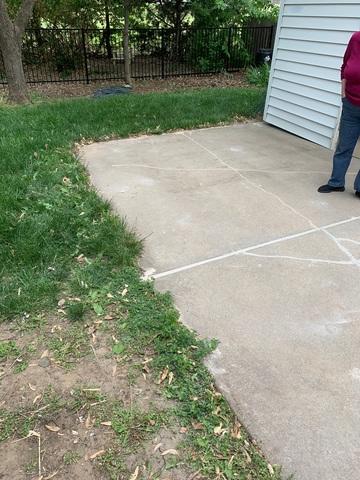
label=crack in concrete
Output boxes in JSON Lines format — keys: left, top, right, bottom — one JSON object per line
{"left": 181, "top": 132, "right": 360, "bottom": 271}
{"left": 111, "top": 163, "right": 342, "bottom": 175}
{"left": 112, "top": 164, "right": 229, "bottom": 171}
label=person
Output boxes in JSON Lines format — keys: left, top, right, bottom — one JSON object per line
{"left": 318, "top": 31, "right": 360, "bottom": 198}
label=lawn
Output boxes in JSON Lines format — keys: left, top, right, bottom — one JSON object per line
{"left": 0, "top": 87, "right": 281, "bottom": 479}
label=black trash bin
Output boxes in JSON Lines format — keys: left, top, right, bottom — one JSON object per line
{"left": 256, "top": 48, "right": 273, "bottom": 66}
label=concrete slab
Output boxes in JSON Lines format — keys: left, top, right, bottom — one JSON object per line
{"left": 155, "top": 253, "right": 360, "bottom": 480}
{"left": 81, "top": 123, "right": 360, "bottom": 479}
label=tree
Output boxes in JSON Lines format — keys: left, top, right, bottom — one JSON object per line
{"left": 0, "top": 0, "right": 36, "bottom": 103}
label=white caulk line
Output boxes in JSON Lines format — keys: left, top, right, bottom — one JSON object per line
{"left": 338, "top": 237, "right": 360, "bottom": 246}
{"left": 244, "top": 252, "right": 352, "bottom": 266}
{"left": 152, "top": 216, "right": 360, "bottom": 279}
{"left": 182, "top": 132, "right": 360, "bottom": 268}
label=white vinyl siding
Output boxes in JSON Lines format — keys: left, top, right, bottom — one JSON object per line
{"left": 264, "top": 0, "right": 360, "bottom": 148}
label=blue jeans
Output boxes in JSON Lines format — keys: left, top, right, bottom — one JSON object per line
{"left": 329, "top": 97, "right": 360, "bottom": 191}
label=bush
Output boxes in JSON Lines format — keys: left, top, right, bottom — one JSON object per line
{"left": 245, "top": 63, "right": 270, "bottom": 87}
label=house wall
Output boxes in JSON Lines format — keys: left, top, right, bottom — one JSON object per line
{"left": 264, "top": 0, "right": 360, "bottom": 148}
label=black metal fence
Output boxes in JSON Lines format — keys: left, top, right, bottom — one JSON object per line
{"left": 0, "top": 26, "right": 275, "bottom": 85}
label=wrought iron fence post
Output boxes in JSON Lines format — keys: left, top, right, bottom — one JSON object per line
{"left": 269, "top": 25, "right": 275, "bottom": 49}
{"left": 227, "top": 26, "right": 232, "bottom": 71}
{"left": 81, "top": 29, "right": 90, "bottom": 84}
{"left": 161, "top": 30, "right": 165, "bottom": 79}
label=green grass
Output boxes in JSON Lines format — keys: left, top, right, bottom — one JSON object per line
{"left": 63, "top": 451, "right": 81, "bottom": 465}
{"left": 0, "top": 340, "right": 19, "bottom": 360}
{"left": 0, "top": 87, "right": 265, "bottom": 318}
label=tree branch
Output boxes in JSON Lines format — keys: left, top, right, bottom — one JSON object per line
{"left": 15, "top": 0, "right": 37, "bottom": 38}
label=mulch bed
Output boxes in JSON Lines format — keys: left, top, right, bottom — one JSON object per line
{"left": 0, "top": 72, "right": 249, "bottom": 100}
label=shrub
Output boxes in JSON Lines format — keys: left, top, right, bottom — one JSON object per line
{"left": 245, "top": 62, "right": 270, "bottom": 87}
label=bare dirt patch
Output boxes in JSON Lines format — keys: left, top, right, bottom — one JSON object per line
{"left": 0, "top": 315, "right": 187, "bottom": 480}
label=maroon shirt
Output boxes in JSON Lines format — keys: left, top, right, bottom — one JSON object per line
{"left": 341, "top": 31, "right": 360, "bottom": 106}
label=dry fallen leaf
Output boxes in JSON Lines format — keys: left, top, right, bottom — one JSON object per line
{"left": 45, "top": 424, "right": 60, "bottom": 433}
{"left": 104, "top": 315, "right": 114, "bottom": 321}
{"left": 153, "top": 442, "right": 162, "bottom": 453}
{"left": 191, "top": 422, "right": 204, "bottom": 430}
{"left": 244, "top": 450, "right": 252, "bottom": 464}
{"left": 40, "top": 350, "right": 49, "bottom": 358}
{"left": 157, "top": 367, "right": 169, "bottom": 384}
{"left": 267, "top": 464, "right": 275, "bottom": 476}
{"left": 89, "top": 449, "right": 105, "bottom": 460}
{"left": 106, "top": 293, "right": 114, "bottom": 299}
{"left": 179, "top": 427, "right": 188, "bottom": 434}
{"left": 121, "top": 287, "right": 128, "bottom": 297}
{"left": 168, "top": 372, "right": 174, "bottom": 385}
{"left": 100, "top": 421, "right": 112, "bottom": 427}
{"left": 214, "top": 423, "right": 224, "bottom": 436}
{"left": 149, "top": 419, "right": 156, "bottom": 426}
{"left": 85, "top": 414, "right": 92, "bottom": 429}
{"left": 33, "top": 394, "right": 42, "bottom": 405}
{"left": 161, "top": 449, "right": 179, "bottom": 456}
{"left": 129, "top": 466, "right": 139, "bottom": 480}
{"left": 57, "top": 299, "right": 65, "bottom": 308}
{"left": 230, "top": 422, "right": 242, "bottom": 439}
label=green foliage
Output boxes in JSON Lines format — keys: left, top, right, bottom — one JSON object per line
{"left": 47, "top": 324, "right": 91, "bottom": 368}
{"left": 246, "top": 62, "right": 270, "bottom": 87}
{"left": 191, "top": 0, "right": 279, "bottom": 27}
{"left": 63, "top": 451, "right": 81, "bottom": 465}
{"left": 0, "top": 340, "right": 19, "bottom": 360}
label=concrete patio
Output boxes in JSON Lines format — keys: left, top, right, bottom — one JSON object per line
{"left": 81, "top": 122, "right": 360, "bottom": 479}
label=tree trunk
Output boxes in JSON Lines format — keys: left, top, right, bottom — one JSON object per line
{"left": 173, "top": 0, "right": 183, "bottom": 61}
{"left": 0, "top": 25, "right": 28, "bottom": 103}
{"left": 123, "top": 0, "right": 131, "bottom": 85}
{"left": 0, "top": 0, "right": 37, "bottom": 104}
{"left": 104, "top": 0, "right": 112, "bottom": 59}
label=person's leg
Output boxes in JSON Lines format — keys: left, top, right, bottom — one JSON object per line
{"left": 328, "top": 99, "right": 360, "bottom": 188}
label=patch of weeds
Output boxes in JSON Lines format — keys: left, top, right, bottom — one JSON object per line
{"left": 246, "top": 63, "right": 270, "bottom": 87}
{"left": 41, "top": 385, "right": 67, "bottom": 413}
{"left": 24, "top": 458, "right": 38, "bottom": 474}
{"left": 0, "top": 340, "right": 38, "bottom": 374}
{"left": 67, "top": 301, "right": 85, "bottom": 321}
{"left": 110, "top": 406, "right": 167, "bottom": 450}
{"left": 15, "top": 314, "right": 46, "bottom": 333}
{"left": 70, "top": 386, "right": 107, "bottom": 412}
{"left": 0, "top": 409, "right": 34, "bottom": 442}
{"left": 97, "top": 448, "right": 127, "bottom": 480}
{"left": 13, "top": 359, "right": 29, "bottom": 373}
{"left": 63, "top": 451, "right": 81, "bottom": 465}
{"left": 112, "top": 341, "right": 125, "bottom": 356}
{"left": 0, "top": 386, "right": 66, "bottom": 443}
{"left": 0, "top": 340, "right": 19, "bottom": 360}
{"left": 47, "top": 324, "right": 91, "bottom": 368}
